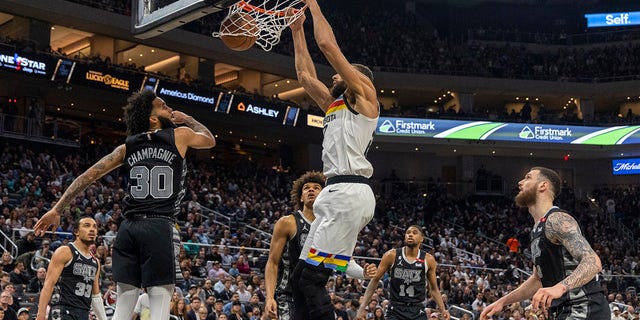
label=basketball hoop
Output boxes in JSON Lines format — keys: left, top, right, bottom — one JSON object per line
{"left": 212, "top": 0, "right": 306, "bottom": 51}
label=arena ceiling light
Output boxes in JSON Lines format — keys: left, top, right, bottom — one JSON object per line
{"left": 49, "top": 25, "right": 94, "bottom": 54}
{"left": 122, "top": 45, "right": 176, "bottom": 70}
{"left": 144, "top": 55, "right": 180, "bottom": 73}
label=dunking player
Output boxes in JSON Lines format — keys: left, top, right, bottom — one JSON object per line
{"left": 34, "top": 89, "right": 216, "bottom": 320}
{"left": 36, "top": 217, "right": 108, "bottom": 320}
{"left": 358, "top": 226, "right": 450, "bottom": 320}
{"left": 481, "top": 167, "right": 609, "bottom": 320}
{"left": 289, "top": 0, "right": 379, "bottom": 319}
{"left": 265, "top": 171, "right": 325, "bottom": 319}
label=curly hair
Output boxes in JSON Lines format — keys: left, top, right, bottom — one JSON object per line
{"left": 123, "top": 89, "right": 156, "bottom": 136}
{"left": 290, "top": 171, "right": 326, "bottom": 211}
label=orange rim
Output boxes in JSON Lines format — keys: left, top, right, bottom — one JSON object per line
{"left": 237, "top": 1, "right": 305, "bottom": 17}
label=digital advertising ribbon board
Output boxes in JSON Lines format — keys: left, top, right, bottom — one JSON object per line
{"left": 375, "top": 117, "right": 640, "bottom": 146}
{"left": 231, "top": 97, "right": 300, "bottom": 127}
{"left": 70, "top": 64, "right": 145, "bottom": 92}
{"left": 612, "top": 158, "right": 640, "bottom": 175}
{"left": 585, "top": 11, "right": 640, "bottom": 28}
{"left": 155, "top": 81, "right": 217, "bottom": 108}
{"left": 0, "top": 45, "right": 55, "bottom": 77}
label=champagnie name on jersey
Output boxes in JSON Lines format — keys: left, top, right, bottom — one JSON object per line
{"left": 127, "top": 147, "right": 177, "bottom": 166}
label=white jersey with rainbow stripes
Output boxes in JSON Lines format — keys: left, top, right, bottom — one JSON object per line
{"left": 321, "top": 95, "right": 378, "bottom": 178}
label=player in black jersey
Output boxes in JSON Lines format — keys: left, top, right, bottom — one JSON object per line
{"left": 36, "top": 217, "right": 107, "bottom": 320}
{"left": 265, "top": 171, "right": 325, "bottom": 320}
{"left": 358, "top": 226, "right": 450, "bottom": 320}
{"left": 34, "top": 89, "right": 216, "bottom": 320}
{"left": 482, "top": 167, "right": 609, "bottom": 320}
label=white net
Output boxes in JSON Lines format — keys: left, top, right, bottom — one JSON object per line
{"left": 212, "top": 0, "right": 306, "bottom": 51}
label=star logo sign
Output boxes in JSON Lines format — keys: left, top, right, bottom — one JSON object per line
{"left": 14, "top": 53, "right": 22, "bottom": 71}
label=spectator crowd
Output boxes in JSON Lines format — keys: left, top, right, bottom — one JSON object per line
{"left": 68, "top": 0, "right": 640, "bottom": 83}
{"left": 0, "top": 140, "right": 639, "bottom": 319}
{"left": 0, "top": 1, "right": 639, "bottom": 319}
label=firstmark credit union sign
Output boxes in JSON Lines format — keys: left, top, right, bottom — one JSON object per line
{"left": 86, "top": 70, "right": 130, "bottom": 90}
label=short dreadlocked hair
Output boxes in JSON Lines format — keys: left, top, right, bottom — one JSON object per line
{"left": 531, "top": 166, "right": 562, "bottom": 200}
{"left": 290, "top": 171, "right": 326, "bottom": 211}
{"left": 407, "top": 225, "right": 424, "bottom": 237}
{"left": 352, "top": 63, "right": 374, "bottom": 82}
{"left": 123, "top": 89, "right": 157, "bottom": 136}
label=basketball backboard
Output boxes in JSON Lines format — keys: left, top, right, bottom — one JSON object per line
{"left": 132, "top": 0, "right": 237, "bottom": 39}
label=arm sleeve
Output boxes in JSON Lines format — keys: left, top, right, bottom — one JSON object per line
{"left": 345, "top": 259, "right": 364, "bottom": 279}
{"left": 91, "top": 293, "right": 108, "bottom": 320}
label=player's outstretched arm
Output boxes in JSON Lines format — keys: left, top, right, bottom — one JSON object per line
{"left": 481, "top": 272, "right": 542, "bottom": 319}
{"left": 345, "top": 260, "right": 375, "bottom": 280}
{"left": 36, "top": 246, "right": 72, "bottom": 320}
{"left": 426, "top": 254, "right": 450, "bottom": 320}
{"left": 264, "top": 215, "right": 295, "bottom": 319}
{"left": 290, "top": 11, "right": 333, "bottom": 111}
{"left": 357, "top": 250, "right": 394, "bottom": 320}
{"left": 304, "top": 0, "right": 378, "bottom": 118}
{"left": 34, "top": 145, "right": 126, "bottom": 236}
{"left": 529, "top": 211, "right": 602, "bottom": 311}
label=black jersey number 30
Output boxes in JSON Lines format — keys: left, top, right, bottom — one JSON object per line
{"left": 130, "top": 165, "right": 174, "bottom": 199}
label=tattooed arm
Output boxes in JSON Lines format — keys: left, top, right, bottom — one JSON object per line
{"left": 527, "top": 211, "right": 602, "bottom": 312}
{"left": 545, "top": 211, "right": 602, "bottom": 290}
{"left": 55, "top": 144, "right": 126, "bottom": 211}
{"left": 172, "top": 111, "right": 215, "bottom": 157}
{"left": 33, "top": 145, "right": 126, "bottom": 236}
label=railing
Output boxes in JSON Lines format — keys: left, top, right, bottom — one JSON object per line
{"left": 611, "top": 302, "right": 633, "bottom": 313}
{"left": 587, "top": 194, "right": 637, "bottom": 251}
{"left": 0, "top": 229, "right": 19, "bottom": 259}
{"left": 439, "top": 219, "right": 511, "bottom": 254}
{"left": 451, "top": 247, "right": 483, "bottom": 265}
{"left": 476, "top": 233, "right": 510, "bottom": 252}
{"left": 30, "top": 255, "right": 50, "bottom": 272}
{"left": 0, "top": 113, "right": 82, "bottom": 147}
{"left": 198, "top": 206, "right": 231, "bottom": 229}
{"left": 514, "top": 267, "right": 532, "bottom": 280}
{"left": 617, "top": 221, "right": 635, "bottom": 249}
{"left": 449, "top": 305, "right": 475, "bottom": 320}
{"left": 411, "top": 217, "right": 486, "bottom": 263}
{"left": 390, "top": 224, "right": 434, "bottom": 249}
{"left": 244, "top": 224, "right": 272, "bottom": 245}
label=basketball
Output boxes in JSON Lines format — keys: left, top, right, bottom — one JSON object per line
{"left": 220, "top": 12, "right": 259, "bottom": 51}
